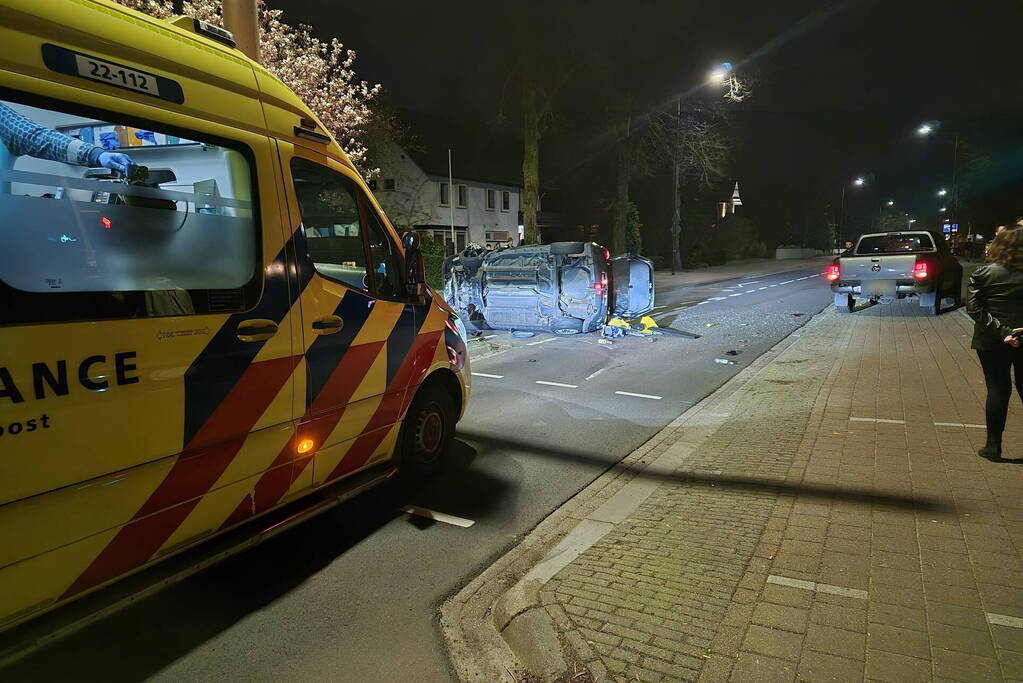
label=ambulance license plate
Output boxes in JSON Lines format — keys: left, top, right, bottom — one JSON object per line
{"left": 41, "top": 44, "right": 185, "bottom": 104}
{"left": 74, "top": 54, "right": 159, "bottom": 97}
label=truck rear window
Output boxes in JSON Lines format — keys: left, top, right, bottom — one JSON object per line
{"left": 855, "top": 234, "right": 934, "bottom": 255}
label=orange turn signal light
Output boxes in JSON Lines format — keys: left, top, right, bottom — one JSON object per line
{"left": 297, "top": 438, "right": 315, "bottom": 454}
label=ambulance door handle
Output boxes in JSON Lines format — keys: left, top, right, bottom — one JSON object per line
{"left": 236, "top": 318, "right": 278, "bottom": 342}
{"left": 311, "top": 315, "right": 344, "bottom": 335}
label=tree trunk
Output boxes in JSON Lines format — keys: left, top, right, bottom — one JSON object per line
{"left": 521, "top": 88, "right": 541, "bottom": 244}
{"left": 671, "top": 162, "right": 681, "bottom": 274}
{"left": 612, "top": 129, "right": 630, "bottom": 254}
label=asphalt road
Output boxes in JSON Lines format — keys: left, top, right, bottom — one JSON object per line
{"left": 0, "top": 263, "right": 833, "bottom": 683}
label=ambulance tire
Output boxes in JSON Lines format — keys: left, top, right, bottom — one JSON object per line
{"left": 399, "top": 383, "right": 456, "bottom": 477}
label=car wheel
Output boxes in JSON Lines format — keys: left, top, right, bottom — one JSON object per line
{"left": 834, "top": 292, "right": 854, "bottom": 313}
{"left": 551, "top": 318, "right": 584, "bottom": 335}
{"left": 550, "top": 242, "right": 586, "bottom": 255}
{"left": 918, "top": 291, "right": 940, "bottom": 316}
{"left": 399, "top": 383, "right": 455, "bottom": 477}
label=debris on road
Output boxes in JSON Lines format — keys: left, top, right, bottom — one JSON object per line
{"left": 714, "top": 358, "right": 736, "bottom": 365}
{"left": 598, "top": 339, "right": 615, "bottom": 346}
{"left": 705, "top": 322, "right": 718, "bottom": 328}
{"left": 725, "top": 350, "right": 741, "bottom": 356}
{"left": 791, "top": 313, "right": 805, "bottom": 317}
{"left": 511, "top": 331, "right": 535, "bottom": 338}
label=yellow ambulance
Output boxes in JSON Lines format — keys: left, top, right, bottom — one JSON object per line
{"left": 0, "top": 0, "right": 471, "bottom": 636}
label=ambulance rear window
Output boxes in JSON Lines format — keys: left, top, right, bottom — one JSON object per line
{"left": 0, "top": 95, "right": 260, "bottom": 323}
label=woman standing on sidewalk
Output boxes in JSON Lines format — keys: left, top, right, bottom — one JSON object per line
{"left": 968, "top": 225, "right": 1023, "bottom": 460}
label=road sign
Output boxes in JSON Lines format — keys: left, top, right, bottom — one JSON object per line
{"left": 951, "top": 223, "right": 958, "bottom": 232}
{"left": 943, "top": 225, "right": 951, "bottom": 233}
{"left": 731, "top": 182, "right": 742, "bottom": 206}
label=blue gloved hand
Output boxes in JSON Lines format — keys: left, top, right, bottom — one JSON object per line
{"left": 98, "top": 152, "right": 134, "bottom": 175}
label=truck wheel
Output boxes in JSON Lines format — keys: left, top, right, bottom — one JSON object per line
{"left": 399, "top": 383, "right": 455, "bottom": 477}
{"left": 550, "top": 242, "right": 586, "bottom": 255}
{"left": 834, "top": 292, "right": 854, "bottom": 313}
{"left": 918, "top": 291, "right": 940, "bottom": 316}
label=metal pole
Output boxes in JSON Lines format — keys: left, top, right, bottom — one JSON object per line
{"left": 951, "top": 134, "right": 960, "bottom": 221}
{"left": 448, "top": 148, "right": 455, "bottom": 253}
{"left": 838, "top": 185, "right": 846, "bottom": 250}
{"left": 222, "top": 0, "right": 260, "bottom": 63}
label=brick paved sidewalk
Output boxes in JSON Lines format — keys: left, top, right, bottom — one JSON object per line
{"left": 445, "top": 300, "right": 1023, "bottom": 683}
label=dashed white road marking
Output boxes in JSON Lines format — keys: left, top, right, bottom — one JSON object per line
{"left": 737, "top": 280, "right": 762, "bottom": 288}
{"left": 471, "top": 372, "right": 504, "bottom": 379}
{"left": 768, "top": 574, "right": 867, "bottom": 600}
{"left": 728, "top": 293, "right": 743, "bottom": 297}
{"left": 696, "top": 301, "right": 709, "bottom": 305}
{"left": 935, "top": 422, "right": 986, "bottom": 429}
{"left": 615, "top": 391, "right": 663, "bottom": 400}
{"left": 585, "top": 367, "right": 609, "bottom": 381}
{"left": 757, "top": 286, "right": 768, "bottom": 291}
{"left": 528, "top": 337, "right": 558, "bottom": 346}
{"left": 988, "top": 613, "right": 1023, "bottom": 629}
{"left": 709, "top": 296, "right": 727, "bottom": 301}
{"left": 779, "top": 280, "right": 795, "bottom": 285}
{"left": 401, "top": 506, "right": 475, "bottom": 528}
{"left": 850, "top": 417, "right": 906, "bottom": 424}
{"left": 768, "top": 284, "right": 778, "bottom": 288}
{"left": 535, "top": 380, "right": 579, "bottom": 389}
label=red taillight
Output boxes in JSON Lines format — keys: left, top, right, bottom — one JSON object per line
{"left": 825, "top": 263, "right": 840, "bottom": 282}
{"left": 602, "top": 248, "right": 610, "bottom": 262}
{"left": 913, "top": 260, "right": 929, "bottom": 280}
{"left": 101, "top": 216, "right": 112, "bottom": 230}
{"left": 595, "top": 272, "right": 608, "bottom": 295}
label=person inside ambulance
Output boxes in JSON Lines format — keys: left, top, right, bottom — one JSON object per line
{"left": 0, "top": 102, "right": 136, "bottom": 180}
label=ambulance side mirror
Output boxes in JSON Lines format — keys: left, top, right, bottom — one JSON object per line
{"left": 402, "top": 231, "right": 427, "bottom": 301}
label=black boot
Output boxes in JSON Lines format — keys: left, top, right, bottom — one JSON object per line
{"left": 979, "top": 434, "right": 1003, "bottom": 461}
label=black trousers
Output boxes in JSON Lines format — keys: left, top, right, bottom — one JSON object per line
{"left": 977, "top": 346, "right": 1023, "bottom": 438}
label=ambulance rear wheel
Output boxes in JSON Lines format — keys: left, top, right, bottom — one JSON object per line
{"left": 400, "top": 384, "right": 455, "bottom": 476}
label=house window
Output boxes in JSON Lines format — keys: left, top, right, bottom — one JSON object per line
{"left": 485, "top": 188, "right": 495, "bottom": 211}
{"left": 439, "top": 182, "right": 449, "bottom": 206}
{"left": 457, "top": 184, "right": 467, "bottom": 208}
{"left": 383, "top": 178, "right": 396, "bottom": 191}
{"left": 501, "top": 191, "right": 511, "bottom": 212}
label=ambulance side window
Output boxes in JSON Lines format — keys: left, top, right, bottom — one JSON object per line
{"left": 360, "top": 199, "right": 403, "bottom": 300}
{"left": 0, "top": 96, "right": 261, "bottom": 324}
{"left": 290, "top": 159, "right": 370, "bottom": 292}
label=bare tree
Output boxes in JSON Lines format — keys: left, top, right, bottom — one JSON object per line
{"left": 646, "top": 103, "right": 730, "bottom": 272}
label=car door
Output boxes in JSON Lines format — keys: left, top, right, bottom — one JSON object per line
{"left": 279, "top": 144, "right": 412, "bottom": 487}
{"left": 611, "top": 255, "right": 656, "bottom": 317}
{"left": 0, "top": 92, "right": 298, "bottom": 619}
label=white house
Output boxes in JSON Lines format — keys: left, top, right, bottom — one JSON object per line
{"left": 371, "top": 139, "right": 522, "bottom": 253}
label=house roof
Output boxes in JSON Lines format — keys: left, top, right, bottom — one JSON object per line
{"left": 397, "top": 110, "right": 522, "bottom": 188}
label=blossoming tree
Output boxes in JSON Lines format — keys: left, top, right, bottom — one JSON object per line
{"left": 114, "top": 0, "right": 381, "bottom": 172}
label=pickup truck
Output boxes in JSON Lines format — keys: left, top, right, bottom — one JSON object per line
{"left": 826, "top": 231, "right": 963, "bottom": 315}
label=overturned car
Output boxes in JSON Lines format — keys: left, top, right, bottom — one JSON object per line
{"left": 442, "top": 241, "right": 655, "bottom": 334}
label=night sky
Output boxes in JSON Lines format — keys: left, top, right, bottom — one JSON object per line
{"left": 275, "top": 0, "right": 1023, "bottom": 245}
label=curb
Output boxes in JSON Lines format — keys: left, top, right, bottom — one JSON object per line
{"left": 440, "top": 305, "right": 835, "bottom": 682}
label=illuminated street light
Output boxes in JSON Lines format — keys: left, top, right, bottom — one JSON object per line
{"left": 917, "top": 123, "right": 933, "bottom": 135}
{"left": 887, "top": 200, "right": 895, "bottom": 206}
{"left": 709, "top": 62, "right": 733, "bottom": 83}
{"left": 939, "top": 207, "right": 947, "bottom": 212}
{"left": 854, "top": 177, "right": 865, "bottom": 186}
{"left": 937, "top": 188, "right": 947, "bottom": 196}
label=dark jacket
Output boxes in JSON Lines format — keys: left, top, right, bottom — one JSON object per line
{"left": 967, "top": 262, "right": 1023, "bottom": 350}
